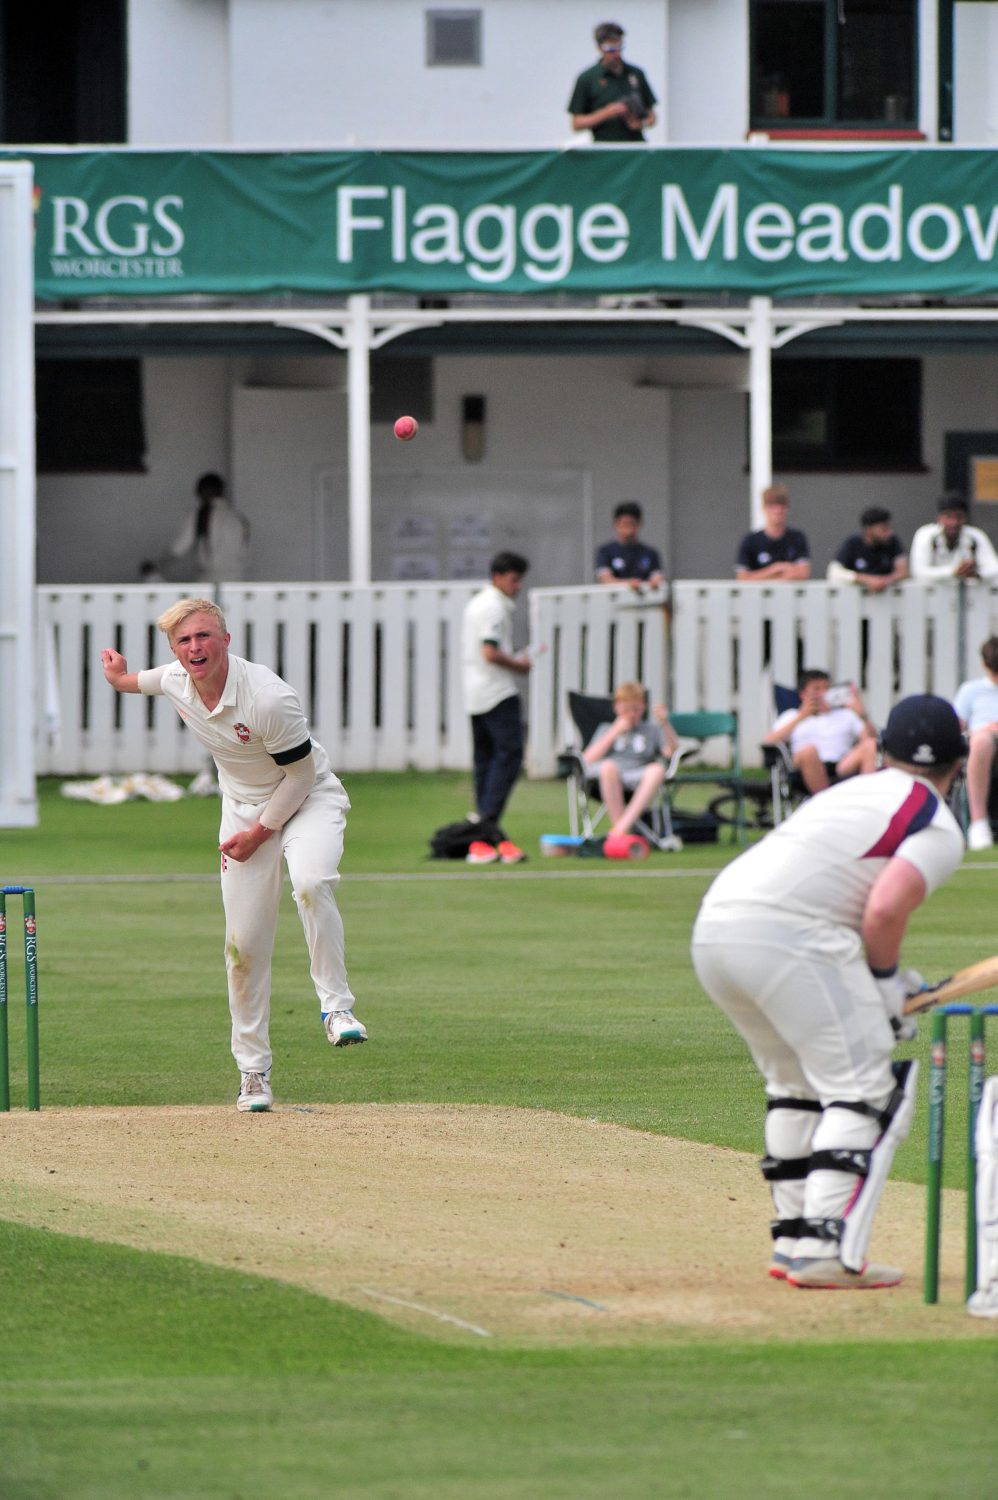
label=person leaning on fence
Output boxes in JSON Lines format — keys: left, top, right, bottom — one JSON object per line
{"left": 735, "top": 485, "right": 811, "bottom": 582}
{"left": 594, "top": 501, "right": 665, "bottom": 591}
{"left": 582, "top": 681, "right": 678, "bottom": 839}
{"left": 568, "top": 21, "right": 657, "bottom": 142}
{"left": 763, "top": 669, "right": 877, "bottom": 795}
{"left": 954, "top": 635, "right": 998, "bottom": 851}
{"left": 827, "top": 506, "right": 908, "bottom": 593}
{"left": 908, "top": 493, "right": 998, "bottom": 582}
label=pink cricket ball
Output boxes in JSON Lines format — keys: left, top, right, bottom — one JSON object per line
{"left": 394, "top": 415, "right": 419, "bottom": 441}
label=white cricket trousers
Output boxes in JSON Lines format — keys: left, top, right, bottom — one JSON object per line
{"left": 691, "top": 909, "right": 897, "bottom": 1259}
{"left": 219, "top": 775, "right": 355, "bottom": 1074}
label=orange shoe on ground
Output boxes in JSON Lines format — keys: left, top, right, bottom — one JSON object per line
{"left": 497, "top": 840, "right": 526, "bottom": 864}
{"left": 466, "top": 840, "right": 500, "bottom": 864}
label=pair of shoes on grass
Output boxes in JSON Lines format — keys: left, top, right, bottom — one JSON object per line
{"left": 236, "top": 1009, "right": 368, "bottom": 1111}
{"left": 467, "top": 840, "right": 525, "bottom": 865}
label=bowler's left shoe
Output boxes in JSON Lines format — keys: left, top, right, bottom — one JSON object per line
{"left": 237, "top": 1070, "right": 273, "bottom": 1112}
{"left": 323, "top": 1009, "right": 368, "bottom": 1046}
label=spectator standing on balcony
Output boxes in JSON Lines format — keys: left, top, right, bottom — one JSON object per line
{"left": 909, "top": 493, "right": 998, "bottom": 583}
{"left": 595, "top": 501, "right": 665, "bottom": 591}
{"left": 827, "top": 507, "right": 908, "bottom": 593}
{"left": 568, "top": 22, "right": 657, "bottom": 142}
{"left": 735, "top": 485, "right": 811, "bottom": 582}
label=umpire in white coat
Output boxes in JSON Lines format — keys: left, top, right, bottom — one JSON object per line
{"left": 692, "top": 695, "right": 966, "bottom": 1290}
{"left": 102, "top": 597, "right": 366, "bottom": 1114}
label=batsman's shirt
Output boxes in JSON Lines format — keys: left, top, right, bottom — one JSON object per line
{"left": 137, "top": 655, "right": 338, "bottom": 804}
{"left": 697, "top": 767, "right": 964, "bottom": 934}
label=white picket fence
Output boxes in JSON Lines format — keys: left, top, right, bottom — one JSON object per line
{"left": 35, "top": 579, "right": 998, "bottom": 777}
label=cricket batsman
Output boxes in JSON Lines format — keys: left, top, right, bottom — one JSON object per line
{"left": 691, "top": 695, "right": 966, "bottom": 1289}
{"left": 102, "top": 597, "right": 366, "bottom": 1113}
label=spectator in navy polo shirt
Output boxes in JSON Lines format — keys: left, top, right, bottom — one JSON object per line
{"left": 735, "top": 485, "right": 811, "bottom": 582}
{"left": 827, "top": 506, "right": 908, "bottom": 593}
{"left": 595, "top": 501, "right": 665, "bottom": 591}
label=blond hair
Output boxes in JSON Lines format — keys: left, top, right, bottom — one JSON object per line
{"left": 157, "top": 597, "right": 227, "bottom": 641}
{"left": 613, "top": 681, "right": 646, "bottom": 707}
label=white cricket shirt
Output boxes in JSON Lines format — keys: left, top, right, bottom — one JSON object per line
{"left": 698, "top": 767, "right": 964, "bottom": 933}
{"left": 462, "top": 583, "right": 518, "bottom": 715}
{"left": 137, "top": 654, "right": 334, "bottom": 803}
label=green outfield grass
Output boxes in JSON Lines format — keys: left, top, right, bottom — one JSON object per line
{"left": 1, "top": 775, "right": 996, "bottom": 1498}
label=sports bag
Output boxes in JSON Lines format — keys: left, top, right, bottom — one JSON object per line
{"left": 428, "top": 817, "right": 502, "bottom": 858}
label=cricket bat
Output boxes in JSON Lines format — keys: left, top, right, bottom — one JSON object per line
{"left": 903, "top": 954, "right": 998, "bottom": 1015}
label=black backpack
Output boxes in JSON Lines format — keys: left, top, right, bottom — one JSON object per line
{"left": 428, "top": 817, "right": 502, "bottom": 859}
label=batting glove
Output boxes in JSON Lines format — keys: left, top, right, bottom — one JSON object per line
{"left": 870, "top": 965, "right": 923, "bottom": 1043}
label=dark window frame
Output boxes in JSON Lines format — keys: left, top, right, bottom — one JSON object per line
{"left": 36, "top": 358, "right": 147, "bottom": 474}
{"left": 749, "top": 0, "right": 918, "bottom": 132}
{"left": 767, "top": 356, "right": 924, "bottom": 473}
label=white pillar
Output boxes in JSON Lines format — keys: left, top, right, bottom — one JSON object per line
{"left": 346, "top": 293, "right": 372, "bottom": 583}
{"left": 747, "top": 295, "right": 773, "bottom": 529}
{"left": 0, "top": 163, "right": 38, "bottom": 826}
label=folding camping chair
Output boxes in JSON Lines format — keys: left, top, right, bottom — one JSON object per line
{"left": 666, "top": 710, "right": 750, "bottom": 844}
{"left": 763, "top": 682, "right": 808, "bottom": 826}
{"left": 560, "top": 690, "right": 684, "bottom": 851}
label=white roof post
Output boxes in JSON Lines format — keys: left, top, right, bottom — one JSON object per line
{"left": 747, "top": 295, "right": 774, "bottom": 530}
{"left": 346, "top": 293, "right": 372, "bottom": 584}
{"left": 0, "top": 161, "right": 38, "bottom": 827}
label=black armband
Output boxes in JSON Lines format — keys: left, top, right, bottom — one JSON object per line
{"left": 271, "top": 738, "right": 312, "bottom": 766}
{"left": 868, "top": 964, "right": 898, "bottom": 980}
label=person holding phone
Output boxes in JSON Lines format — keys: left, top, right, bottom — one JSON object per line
{"left": 763, "top": 669, "right": 877, "bottom": 795}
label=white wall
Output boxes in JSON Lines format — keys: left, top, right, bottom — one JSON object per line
{"left": 955, "top": 2, "right": 998, "bottom": 144}
{"left": 667, "top": 0, "right": 746, "bottom": 144}
{"left": 128, "top": 0, "right": 231, "bottom": 144}
{"left": 129, "top": 0, "right": 670, "bottom": 149}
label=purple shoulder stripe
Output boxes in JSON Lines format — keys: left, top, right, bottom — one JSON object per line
{"left": 862, "top": 782, "right": 938, "bottom": 859}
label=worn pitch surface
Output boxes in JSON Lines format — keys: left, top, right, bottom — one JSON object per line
{"left": 0, "top": 1103, "right": 979, "bottom": 1343}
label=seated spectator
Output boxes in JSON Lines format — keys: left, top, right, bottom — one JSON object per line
{"left": 827, "top": 506, "right": 909, "bottom": 592}
{"left": 582, "top": 681, "right": 678, "bottom": 837}
{"left": 568, "top": 21, "right": 657, "bottom": 143}
{"left": 735, "top": 485, "right": 811, "bottom": 582}
{"left": 909, "top": 493, "right": 998, "bottom": 582}
{"left": 595, "top": 501, "right": 665, "bottom": 590}
{"left": 954, "top": 635, "right": 998, "bottom": 850}
{"left": 762, "top": 669, "right": 877, "bottom": 795}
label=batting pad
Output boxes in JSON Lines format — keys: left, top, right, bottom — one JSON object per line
{"left": 840, "top": 1060, "right": 919, "bottom": 1273}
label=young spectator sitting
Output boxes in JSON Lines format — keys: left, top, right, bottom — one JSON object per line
{"left": 954, "top": 635, "right": 998, "bottom": 851}
{"left": 762, "top": 669, "right": 877, "bottom": 795}
{"left": 582, "top": 681, "right": 678, "bottom": 837}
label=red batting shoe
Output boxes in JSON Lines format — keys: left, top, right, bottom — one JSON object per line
{"left": 466, "top": 840, "right": 500, "bottom": 864}
{"left": 497, "top": 840, "right": 526, "bottom": 864}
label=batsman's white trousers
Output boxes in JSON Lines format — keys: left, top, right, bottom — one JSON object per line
{"left": 220, "top": 774, "right": 355, "bottom": 1074}
{"left": 691, "top": 909, "right": 897, "bottom": 1252}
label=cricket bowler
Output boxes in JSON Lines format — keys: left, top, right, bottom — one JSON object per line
{"left": 102, "top": 597, "right": 366, "bottom": 1113}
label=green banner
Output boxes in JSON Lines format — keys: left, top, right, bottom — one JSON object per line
{"left": 11, "top": 147, "right": 998, "bottom": 300}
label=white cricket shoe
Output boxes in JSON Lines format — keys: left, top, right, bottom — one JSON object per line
{"left": 787, "top": 1256, "right": 902, "bottom": 1290}
{"left": 967, "top": 819, "right": 994, "bottom": 852}
{"left": 237, "top": 1071, "right": 273, "bottom": 1113}
{"left": 967, "top": 1286, "right": 998, "bottom": 1318}
{"left": 323, "top": 1009, "right": 368, "bottom": 1046}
